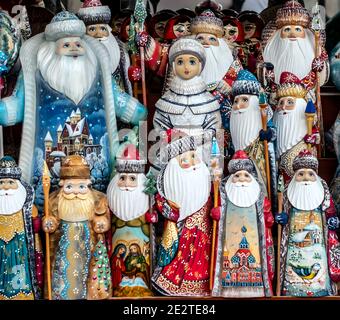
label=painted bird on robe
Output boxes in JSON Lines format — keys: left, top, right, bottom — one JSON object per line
{"left": 289, "top": 263, "right": 321, "bottom": 281}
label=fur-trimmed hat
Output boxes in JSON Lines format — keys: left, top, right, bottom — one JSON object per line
{"left": 0, "top": 156, "right": 22, "bottom": 180}
{"left": 276, "top": 72, "right": 308, "bottom": 99}
{"left": 60, "top": 155, "right": 90, "bottom": 180}
{"left": 77, "top": 0, "right": 111, "bottom": 26}
{"left": 227, "top": 150, "right": 255, "bottom": 174}
{"left": 276, "top": 0, "right": 310, "bottom": 29}
{"left": 160, "top": 129, "right": 212, "bottom": 164}
{"left": 169, "top": 37, "right": 206, "bottom": 69}
{"left": 292, "top": 149, "right": 319, "bottom": 173}
{"left": 190, "top": 10, "right": 224, "bottom": 37}
{"left": 115, "top": 144, "right": 146, "bottom": 173}
{"left": 232, "top": 69, "right": 261, "bottom": 97}
{"left": 45, "top": 11, "right": 86, "bottom": 41}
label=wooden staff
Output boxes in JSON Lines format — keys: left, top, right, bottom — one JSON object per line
{"left": 276, "top": 174, "right": 284, "bottom": 296}
{"left": 42, "top": 161, "right": 52, "bottom": 300}
{"left": 259, "top": 92, "right": 271, "bottom": 201}
{"left": 209, "top": 137, "right": 221, "bottom": 291}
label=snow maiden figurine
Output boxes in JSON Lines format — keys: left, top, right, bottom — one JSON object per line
{"left": 212, "top": 151, "right": 274, "bottom": 297}
{"left": 107, "top": 144, "right": 153, "bottom": 297}
{"left": 276, "top": 150, "right": 340, "bottom": 297}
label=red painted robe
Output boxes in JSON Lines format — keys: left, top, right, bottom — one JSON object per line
{"left": 152, "top": 194, "right": 213, "bottom": 296}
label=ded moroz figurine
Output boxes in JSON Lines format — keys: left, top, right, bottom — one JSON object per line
{"left": 0, "top": 11, "right": 147, "bottom": 196}
{"left": 77, "top": 0, "right": 133, "bottom": 95}
{"left": 230, "top": 69, "right": 276, "bottom": 198}
{"left": 42, "top": 155, "right": 112, "bottom": 300}
{"left": 273, "top": 72, "right": 319, "bottom": 184}
{"left": 212, "top": 151, "right": 274, "bottom": 297}
{"left": 276, "top": 150, "right": 340, "bottom": 297}
{"left": 0, "top": 156, "right": 42, "bottom": 300}
{"left": 151, "top": 130, "right": 217, "bottom": 296}
{"left": 106, "top": 144, "right": 153, "bottom": 297}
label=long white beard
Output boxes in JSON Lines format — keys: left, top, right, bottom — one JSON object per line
{"left": 263, "top": 29, "right": 315, "bottom": 82}
{"left": 224, "top": 174, "right": 260, "bottom": 208}
{"left": 99, "top": 34, "right": 120, "bottom": 75}
{"left": 37, "top": 40, "right": 98, "bottom": 105}
{"left": 273, "top": 98, "right": 308, "bottom": 157}
{"left": 107, "top": 174, "right": 149, "bottom": 221}
{"left": 200, "top": 38, "right": 234, "bottom": 85}
{"left": 0, "top": 182, "right": 27, "bottom": 215}
{"left": 287, "top": 176, "right": 325, "bottom": 211}
{"left": 163, "top": 157, "right": 211, "bottom": 221}
{"left": 230, "top": 95, "right": 262, "bottom": 150}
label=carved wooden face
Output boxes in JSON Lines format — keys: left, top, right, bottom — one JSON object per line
{"left": 243, "top": 21, "right": 256, "bottom": 39}
{"left": 117, "top": 173, "right": 138, "bottom": 189}
{"left": 195, "top": 33, "right": 219, "bottom": 47}
{"left": 173, "top": 21, "right": 191, "bottom": 38}
{"left": 232, "top": 95, "right": 250, "bottom": 112}
{"left": 280, "top": 25, "right": 306, "bottom": 40}
{"left": 174, "top": 54, "right": 201, "bottom": 80}
{"left": 277, "top": 97, "right": 296, "bottom": 113}
{"left": 86, "top": 24, "right": 110, "bottom": 38}
{"left": 176, "top": 150, "right": 201, "bottom": 169}
{"left": 60, "top": 178, "right": 91, "bottom": 195}
{"left": 0, "top": 178, "right": 18, "bottom": 191}
{"left": 112, "top": 17, "right": 125, "bottom": 34}
{"left": 231, "top": 170, "right": 252, "bottom": 184}
{"left": 294, "top": 168, "right": 317, "bottom": 182}
{"left": 224, "top": 24, "right": 239, "bottom": 43}
{"left": 56, "top": 37, "right": 85, "bottom": 57}
{"left": 155, "top": 20, "right": 167, "bottom": 38}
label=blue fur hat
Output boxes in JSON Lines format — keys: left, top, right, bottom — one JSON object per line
{"left": 232, "top": 69, "right": 261, "bottom": 97}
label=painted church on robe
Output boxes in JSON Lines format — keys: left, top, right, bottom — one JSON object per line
{"left": 222, "top": 227, "right": 263, "bottom": 287}
{"left": 44, "top": 108, "right": 102, "bottom": 169}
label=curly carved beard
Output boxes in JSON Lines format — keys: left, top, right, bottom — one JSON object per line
{"left": 57, "top": 190, "right": 95, "bottom": 222}
{"left": 37, "top": 40, "right": 98, "bottom": 105}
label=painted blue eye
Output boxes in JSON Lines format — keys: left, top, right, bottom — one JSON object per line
{"left": 189, "top": 59, "right": 196, "bottom": 65}
{"left": 177, "top": 59, "right": 183, "bottom": 65}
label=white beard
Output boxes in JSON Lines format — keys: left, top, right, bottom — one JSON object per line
{"left": 37, "top": 40, "right": 98, "bottom": 105}
{"left": 0, "top": 182, "right": 27, "bottom": 215}
{"left": 163, "top": 157, "right": 211, "bottom": 221}
{"left": 230, "top": 95, "right": 262, "bottom": 150}
{"left": 200, "top": 38, "right": 234, "bottom": 85}
{"left": 287, "top": 175, "right": 325, "bottom": 211}
{"left": 99, "top": 33, "right": 120, "bottom": 75}
{"left": 107, "top": 174, "right": 149, "bottom": 222}
{"left": 273, "top": 98, "right": 308, "bottom": 157}
{"left": 224, "top": 174, "right": 260, "bottom": 208}
{"left": 263, "top": 29, "right": 315, "bottom": 82}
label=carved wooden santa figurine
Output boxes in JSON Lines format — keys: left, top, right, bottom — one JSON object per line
{"left": 261, "top": 0, "right": 329, "bottom": 100}
{"left": 42, "top": 155, "right": 111, "bottom": 300}
{"left": 107, "top": 144, "right": 153, "bottom": 297}
{"left": 230, "top": 69, "right": 276, "bottom": 197}
{"left": 151, "top": 130, "right": 216, "bottom": 296}
{"left": 77, "top": 0, "right": 132, "bottom": 95}
{"left": 0, "top": 156, "right": 41, "bottom": 299}
{"left": 276, "top": 150, "right": 340, "bottom": 297}
{"left": 212, "top": 151, "right": 274, "bottom": 297}
{"left": 273, "top": 72, "right": 319, "bottom": 184}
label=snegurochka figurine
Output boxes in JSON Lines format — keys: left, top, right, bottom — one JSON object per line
{"left": 107, "top": 144, "right": 153, "bottom": 297}
{"left": 276, "top": 150, "right": 340, "bottom": 297}
{"left": 0, "top": 11, "right": 147, "bottom": 197}
{"left": 42, "top": 155, "right": 111, "bottom": 300}
{"left": 77, "top": 0, "right": 132, "bottom": 95}
{"left": 0, "top": 156, "right": 41, "bottom": 300}
{"left": 151, "top": 130, "right": 217, "bottom": 296}
{"left": 212, "top": 151, "right": 274, "bottom": 297}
